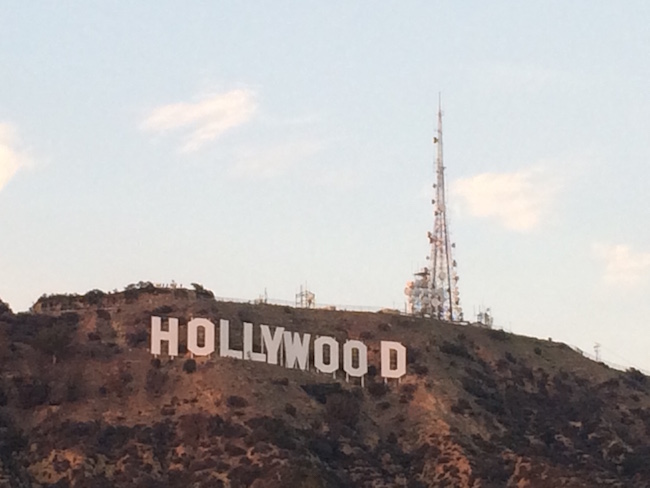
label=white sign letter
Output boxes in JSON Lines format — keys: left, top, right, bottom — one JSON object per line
{"left": 150, "top": 316, "right": 179, "bottom": 357}
{"left": 283, "top": 331, "right": 311, "bottom": 370}
{"left": 343, "top": 340, "right": 368, "bottom": 378}
{"left": 380, "top": 341, "right": 407, "bottom": 379}
{"left": 188, "top": 318, "right": 215, "bottom": 357}
{"left": 243, "top": 322, "right": 266, "bottom": 362}
{"left": 261, "top": 324, "right": 285, "bottom": 365}
{"left": 219, "top": 319, "right": 243, "bottom": 359}
{"left": 314, "top": 336, "right": 339, "bottom": 374}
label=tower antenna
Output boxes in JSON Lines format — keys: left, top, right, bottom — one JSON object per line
{"left": 405, "top": 96, "right": 463, "bottom": 321}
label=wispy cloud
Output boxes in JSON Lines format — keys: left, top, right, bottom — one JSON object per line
{"left": 592, "top": 243, "right": 650, "bottom": 286}
{"left": 141, "top": 89, "right": 257, "bottom": 152}
{"left": 229, "top": 141, "right": 321, "bottom": 179}
{"left": 0, "top": 123, "right": 29, "bottom": 193}
{"left": 451, "top": 167, "right": 560, "bottom": 232}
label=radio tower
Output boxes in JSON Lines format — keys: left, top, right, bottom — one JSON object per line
{"left": 405, "top": 99, "right": 463, "bottom": 321}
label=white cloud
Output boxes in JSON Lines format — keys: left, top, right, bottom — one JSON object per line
{"left": 229, "top": 141, "right": 321, "bottom": 179}
{"left": 0, "top": 123, "right": 29, "bottom": 192}
{"left": 592, "top": 243, "right": 650, "bottom": 286}
{"left": 451, "top": 167, "right": 560, "bottom": 232}
{"left": 141, "top": 89, "right": 257, "bottom": 152}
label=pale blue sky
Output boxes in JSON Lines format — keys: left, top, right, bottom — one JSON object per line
{"left": 2, "top": 2, "right": 650, "bottom": 370}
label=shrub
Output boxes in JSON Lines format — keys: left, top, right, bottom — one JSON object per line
{"left": 285, "top": 403, "right": 297, "bottom": 417}
{"left": 64, "top": 369, "right": 85, "bottom": 402}
{"left": 152, "top": 305, "right": 174, "bottom": 315}
{"left": 0, "top": 414, "right": 27, "bottom": 459}
{"left": 124, "top": 288, "right": 138, "bottom": 302}
{"left": 407, "top": 346, "right": 421, "bottom": 364}
{"left": 411, "top": 363, "right": 429, "bottom": 376}
{"left": 146, "top": 368, "right": 168, "bottom": 396}
{"left": 461, "top": 377, "right": 490, "bottom": 399}
{"left": 247, "top": 416, "right": 297, "bottom": 450}
{"left": 106, "top": 364, "right": 133, "bottom": 397}
{"left": 622, "top": 448, "right": 650, "bottom": 476}
{"left": 83, "top": 290, "right": 105, "bottom": 306}
{"left": 33, "top": 320, "right": 76, "bottom": 364}
{"left": 301, "top": 383, "right": 342, "bottom": 403}
{"left": 191, "top": 283, "right": 214, "bottom": 299}
{"left": 368, "top": 381, "right": 389, "bottom": 398}
{"left": 440, "top": 341, "right": 471, "bottom": 360}
{"left": 308, "top": 436, "right": 337, "bottom": 462}
{"left": 95, "top": 309, "right": 111, "bottom": 321}
{"left": 227, "top": 395, "right": 249, "bottom": 408}
{"left": 399, "top": 383, "right": 417, "bottom": 403}
{"left": 626, "top": 368, "right": 647, "bottom": 385}
{"left": 179, "top": 413, "right": 208, "bottom": 446}
{"left": 0, "top": 299, "right": 11, "bottom": 316}
{"left": 326, "top": 392, "right": 360, "bottom": 428}
{"left": 451, "top": 397, "right": 472, "bottom": 414}
{"left": 534, "top": 347, "right": 542, "bottom": 356}
{"left": 17, "top": 379, "right": 50, "bottom": 408}
{"left": 126, "top": 329, "right": 149, "bottom": 348}
{"left": 183, "top": 359, "right": 197, "bottom": 374}
{"left": 487, "top": 328, "right": 510, "bottom": 341}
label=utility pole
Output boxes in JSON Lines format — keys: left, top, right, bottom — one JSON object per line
{"left": 594, "top": 343, "right": 601, "bottom": 362}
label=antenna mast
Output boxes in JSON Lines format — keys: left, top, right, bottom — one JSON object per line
{"left": 405, "top": 97, "right": 463, "bottom": 321}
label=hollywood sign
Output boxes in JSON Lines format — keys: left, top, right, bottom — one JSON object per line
{"left": 150, "top": 316, "right": 407, "bottom": 381}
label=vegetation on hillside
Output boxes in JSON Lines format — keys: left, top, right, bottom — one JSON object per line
{"left": 1, "top": 287, "right": 649, "bottom": 487}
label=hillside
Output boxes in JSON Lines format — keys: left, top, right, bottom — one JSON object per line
{"left": 1, "top": 283, "right": 650, "bottom": 487}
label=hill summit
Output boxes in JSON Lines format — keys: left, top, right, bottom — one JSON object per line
{"left": 1, "top": 283, "right": 650, "bottom": 487}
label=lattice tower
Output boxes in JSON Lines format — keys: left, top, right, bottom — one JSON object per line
{"left": 405, "top": 102, "right": 463, "bottom": 321}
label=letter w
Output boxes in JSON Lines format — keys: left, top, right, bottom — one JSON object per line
{"left": 283, "top": 332, "right": 311, "bottom": 371}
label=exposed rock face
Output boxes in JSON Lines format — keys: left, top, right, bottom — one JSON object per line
{"left": 1, "top": 285, "right": 650, "bottom": 487}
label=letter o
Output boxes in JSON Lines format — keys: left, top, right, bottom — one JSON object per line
{"left": 188, "top": 318, "right": 215, "bottom": 356}
{"left": 314, "top": 336, "right": 339, "bottom": 374}
{"left": 343, "top": 340, "right": 368, "bottom": 378}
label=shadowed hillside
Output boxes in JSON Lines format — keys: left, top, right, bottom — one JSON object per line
{"left": 1, "top": 284, "right": 650, "bottom": 487}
